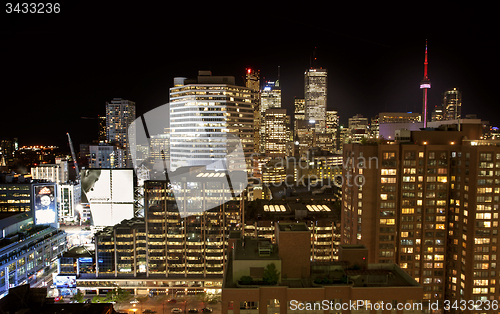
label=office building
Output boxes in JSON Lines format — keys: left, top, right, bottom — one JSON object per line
{"left": 431, "top": 106, "right": 444, "bottom": 122}
{"left": 259, "top": 81, "right": 282, "bottom": 153}
{"left": 304, "top": 68, "right": 327, "bottom": 133}
{"left": 31, "top": 158, "right": 69, "bottom": 184}
{"left": 106, "top": 98, "right": 136, "bottom": 167}
{"left": 84, "top": 167, "right": 244, "bottom": 295}
{"left": 293, "top": 98, "right": 305, "bottom": 140}
{"left": 88, "top": 144, "right": 125, "bottom": 168}
{"left": 58, "top": 182, "right": 81, "bottom": 223}
{"left": 222, "top": 226, "right": 423, "bottom": 314}
{"left": 0, "top": 213, "right": 67, "bottom": 297}
{"left": 377, "top": 112, "right": 423, "bottom": 140}
{"left": 347, "top": 114, "right": 369, "bottom": 143}
{"left": 169, "top": 71, "right": 255, "bottom": 171}
{"left": 340, "top": 123, "right": 500, "bottom": 310}
{"left": 264, "top": 109, "right": 289, "bottom": 159}
{"left": 246, "top": 69, "right": 261, "bottom": 155}
{"left": 443, "top": 88, "right": 462, "bottom": 121}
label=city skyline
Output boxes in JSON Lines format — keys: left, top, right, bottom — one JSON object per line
{"left": 1, "top": 4, "right": 497, "bottom": 150}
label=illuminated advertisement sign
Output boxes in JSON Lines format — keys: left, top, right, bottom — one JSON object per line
{"left": 78, "top": 257, "right": 93, "bottom": 263}
{"left": 80, "top": 169, "right": 134, "bottom": 226}
{"left": 34, "top": 185, "right": 57, "bottom": 225}
{"left": 54, "top": 275, "right": 76, "bottom": 288}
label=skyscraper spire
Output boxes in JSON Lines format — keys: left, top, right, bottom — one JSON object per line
{"left": 420, "top": 40, "right": 431, "bottom": 128}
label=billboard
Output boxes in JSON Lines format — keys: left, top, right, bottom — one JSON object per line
{"left": 80, "top": 169, "right": 134, "bottom": 226}
{"left": 34, "top": 184, "right": 57, "bottom": 225}
{"left": 54, "top": 275, "right": 76, "bottom": 288}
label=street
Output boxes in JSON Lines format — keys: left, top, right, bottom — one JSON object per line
{"left": 113, "top": 295, "right": 221, "bottom": 314}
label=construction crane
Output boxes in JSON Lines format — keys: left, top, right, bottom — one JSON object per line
{"left": 66, "top": 133, "right": 80, "bottom": 181}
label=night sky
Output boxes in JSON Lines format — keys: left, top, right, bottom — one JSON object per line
{"left": 1, "top": 2, "right": 498, "bottom": 151}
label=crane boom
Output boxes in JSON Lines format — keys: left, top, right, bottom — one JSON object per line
{"left": 66, "top": 133, "right": 80, "bottom": 180}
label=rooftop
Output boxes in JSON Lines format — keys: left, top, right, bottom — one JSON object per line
{"left": 233, "top": 237, "right": 279, "bottom": 261}
{"left": 277, "top": 222, "right": 309, "bottom": 232}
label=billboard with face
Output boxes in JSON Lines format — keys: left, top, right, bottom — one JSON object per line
{"left": 80, "top": 169, "right": 134, "bottom": 226}
{"left": 34, "top": 184, "right": 57, "bottom": 225}
{"left": 54, "top": 275, "right": 77, "bottom": 288}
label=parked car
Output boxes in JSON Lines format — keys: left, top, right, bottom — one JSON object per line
{"left": 188, "top": 309, "right": 199, "bottom": 313}
{"left": 171, "top": 308, "right": 182, "bottom": 314}
{"left": 167, "top": 299, "right": 177, "bottom": 303}
{"left": 143, "top": 310, "right": 157, "bottom": 314}
{"left": 201, "top": 308, "right": 213, "bottom": 313}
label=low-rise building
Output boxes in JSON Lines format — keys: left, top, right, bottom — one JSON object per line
{"left": 222, "top": 224, "right": 423, "bottom": 314}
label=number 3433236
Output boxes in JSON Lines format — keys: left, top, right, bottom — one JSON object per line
{"left": 6, "top": 3, "right": 60, "bottom": 14}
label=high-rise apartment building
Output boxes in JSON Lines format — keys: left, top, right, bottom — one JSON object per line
{"left": 169, "top": 71, "right": 255, "bottom": 171}
{"left": 106, "top": 98, "right": 136, "bottom": 167}
{"left": 443, "top": 88, "right": 462, "bottom": 121}
{"left": 340, "top": 124, "right": 500, "bottom": 311}
{"left": 304, "top": 68, "right": 327, "bottom": 133}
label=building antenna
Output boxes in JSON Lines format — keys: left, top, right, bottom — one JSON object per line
{"left": 277, "top": 65, "right": 280, "bottom": 87}
{"left": 420, "top": 39, "right": 431, "bottom": 128}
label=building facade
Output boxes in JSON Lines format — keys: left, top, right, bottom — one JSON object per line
{"left": 106, "top": 98, "right": 136, "bottom": 167}
{"left": 169, "top": 71, "right": 255, "bottom": 172}
{"left": 304, "top": 68, "right": 327, "bottom": 133}
{"left": 341, "top": 125, "right": 500, "bottom": 312}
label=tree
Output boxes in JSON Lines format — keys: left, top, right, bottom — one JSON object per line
{"left": 106, "top": 288, "right": 131, "bottom": 303}
{"left": 239, "top": 276, "right": 253, "bottom": 285}
{"left": 263, "top": 263, "right": 280, "bottom": 285}
{"left": 91, "top": 296, "right": 107, "bottom": 303}
{"left": 70, "top": 290, "right": 85, "bottom": 303}
{"left": 196, "top": 292, "right": 211, "bottom": 308}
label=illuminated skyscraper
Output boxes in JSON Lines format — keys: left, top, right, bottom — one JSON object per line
{"left": 293, "top": 98, "right": 305, "bottom": 140}
{"left": 246, "top": 69, "right": 261, "bottom": 154}
{"left": 264, "top": 109, "right": 289, "bottom": 158}
{"left": 443, "top": 88, "right": 462, "bottom": 120}
{"left": 169, "top": 71, "right": 254, "bottom": 171}
{"left": 106, "top": 98, "right": 136, "bottom": 167}
{"left": 259, "top": 81, "right": 281, "bottom": 153}
{"left": 304, "top": 68, "right": 327, "bottom": 133}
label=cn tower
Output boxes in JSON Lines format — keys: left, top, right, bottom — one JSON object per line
{"left": 420, "top": 40, "right": 431, "bottom": 128}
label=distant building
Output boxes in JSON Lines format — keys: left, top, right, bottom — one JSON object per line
{"left": 348, "top": 114, "right": 369, "bottom": 143}
{"left": 246, "top": 69, "right": 261, "bottom": 155}
{"left": 260, "top": 81, "right": 282, "bottom": 153}
{"left": 88, "top": 144, "right": 125, "bottom": 168}
{"left": 31, "top": 158, "right": 69, "bottom": 184}
{"left": 443, "top": 88, "right": 462, "bottom": 120}
{"left": 264, "top": 109, "right": 289, "bottom": 159}
{"left": 293, "top": 98, "right": 305, "bottom": 140}
{"left": 305, "top": 68, "right": 327, "bottom": 133}
{"left": 106, "top": 98, "right": 136, "bottom": 167}
{"left": 377, "top": 112, "right": 423, "bottom": 140}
